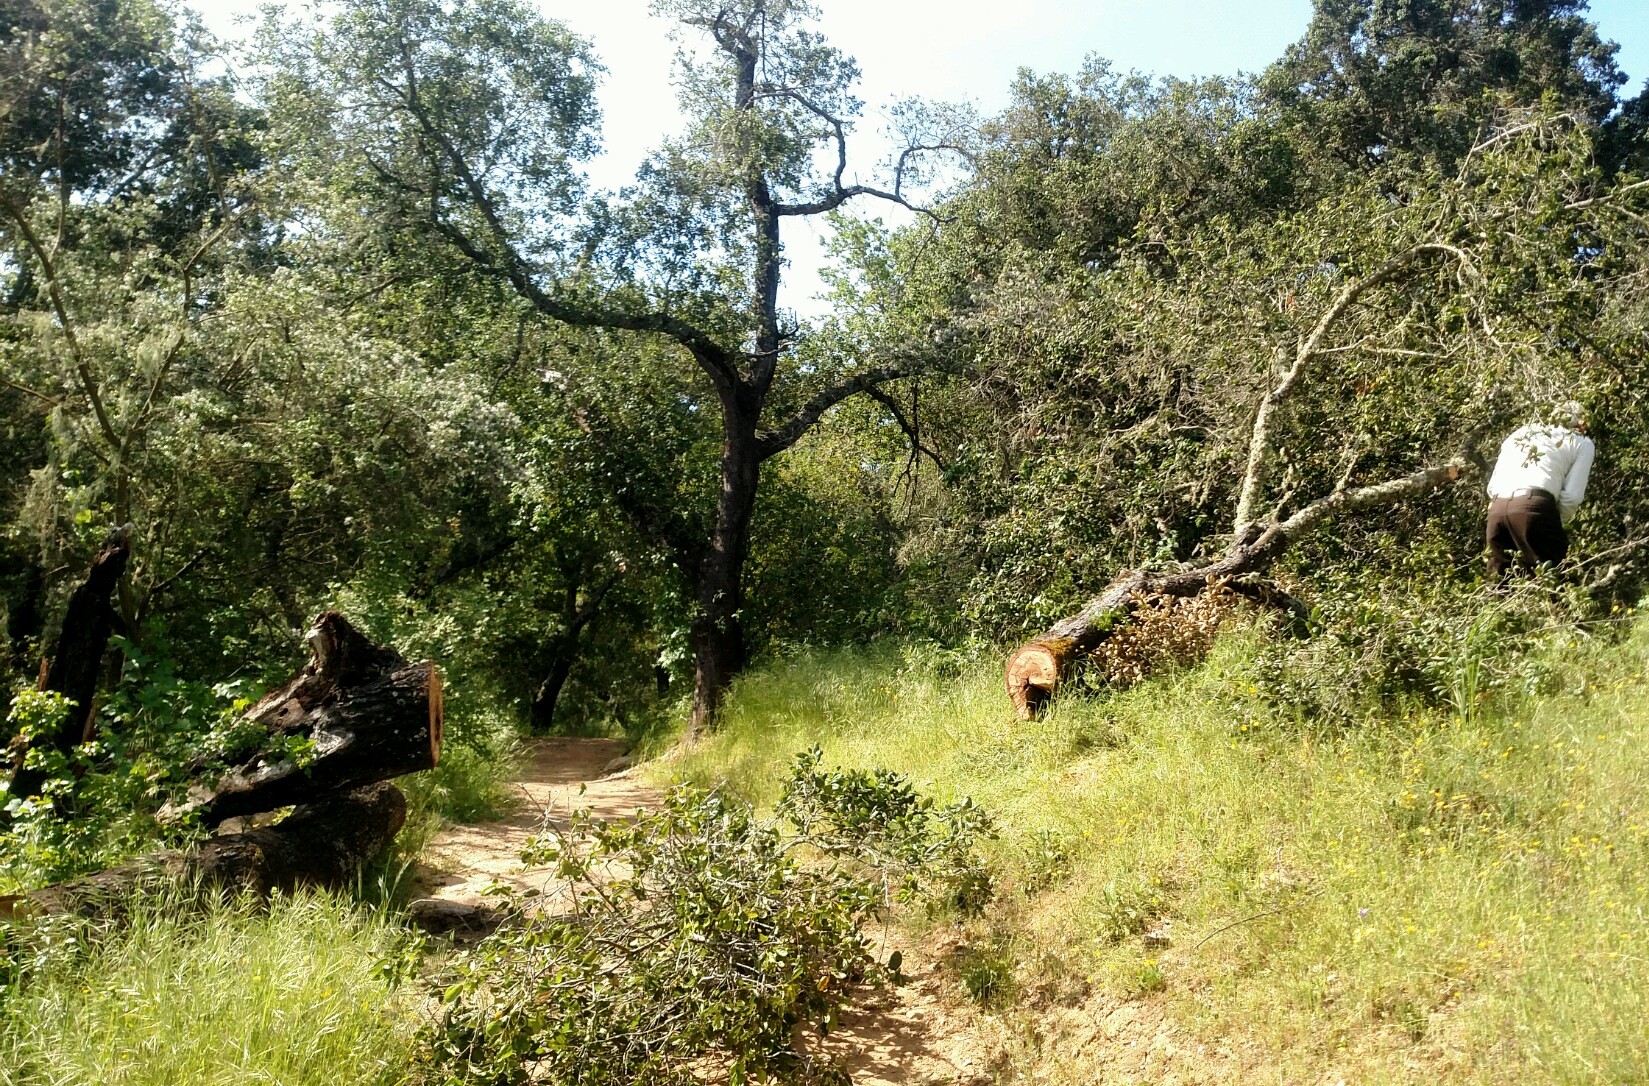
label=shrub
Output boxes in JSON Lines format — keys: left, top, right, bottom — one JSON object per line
{"left": 1249, "top": 576, "right": 1594, "bottom": 729}
{"left": 959, "top": 938, "right": 1016, "bottom": 1008}
{"left": 419, "top": 753, "right": 994, "bottom": 1085}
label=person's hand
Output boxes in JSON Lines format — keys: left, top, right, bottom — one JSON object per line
{"left": 1445, "top": 464, "right": 1461, "bottom": 482}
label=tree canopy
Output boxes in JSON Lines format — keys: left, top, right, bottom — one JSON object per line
{"left": 1, "top": 0, "right": 1646, "bottom": 748}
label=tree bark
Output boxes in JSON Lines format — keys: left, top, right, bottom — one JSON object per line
{"left": 0, "top": 783, "right": 407, "bottom": 921}
{"left": 529, "top": 563, "right": 621, "bottom": 734}
{"left": 183, "top": 611, "right": 442, "bottom": 827}
{"left": 4, "top": 527, "right": 130, "bottom": 809}
{"left": 530, "top": 648, "right": 576, "bottom": 734}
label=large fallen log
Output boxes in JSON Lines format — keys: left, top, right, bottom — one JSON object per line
{"left": 4, "top": 527, "right": 131, "bottom": 809}
{"left": 1006, "top": 462, "right": 1469, "bottom": 719}
{"left": 0, "top": 783, "right": 406, "bottom": 920}
{"left": 185, "top": 611, "right": 443, "bottom": 827}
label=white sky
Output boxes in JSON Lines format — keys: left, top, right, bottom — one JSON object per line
{"left": 192, "top": 0, "right": 1649, "bottom": 317}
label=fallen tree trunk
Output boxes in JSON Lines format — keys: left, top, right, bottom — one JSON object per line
{"left": 185, "top": 611, "right": 442, "bottom": 828}
{"left": 4, "top": 527, "right": 131, "bottom": 809}
{"left": 1006, "top": 459, "right": 1467, "bottom": 718}
{"left": 0, "top": 783, "right": 406, "bottom": 921}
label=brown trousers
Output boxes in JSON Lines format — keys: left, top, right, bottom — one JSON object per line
{"left": 1486, "top": 490, "right": 1568, "bottom": 579}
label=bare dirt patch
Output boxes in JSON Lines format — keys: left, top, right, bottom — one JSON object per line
{"left": 815, "top": 936, "right": 1006, "bottom": 1086}
{"left": 413, "top": 737, "right": 656, "bottom": 904}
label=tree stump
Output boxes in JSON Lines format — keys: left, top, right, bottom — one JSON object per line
{"left": 183, "top": 611, "right": 443, "bottom": 827}
{"left": 4, "top": 527, "right": 130, "bottom": 808}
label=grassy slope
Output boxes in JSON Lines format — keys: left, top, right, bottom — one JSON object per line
{"left": 666, "top": 621, "right": 1649, "bottom": 1085}
{"left": 0, "top": 738, "right": 515, "bottom": 1086}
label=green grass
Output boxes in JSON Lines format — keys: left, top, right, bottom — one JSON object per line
{"left": 0, "top": 890, "right": 421, "bottom": 1086}
{"left": 666, "top": 622, "right": 1649, "bottom": 1084}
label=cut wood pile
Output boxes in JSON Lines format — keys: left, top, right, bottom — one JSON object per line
{"left": 2, "top": 541, "right": 441, "bottom": 919}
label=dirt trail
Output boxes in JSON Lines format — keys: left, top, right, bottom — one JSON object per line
{"left": 413, "top": 737, "right": 999, "bottom": 1085}
{"left": 414, "top": 738, "right": 652, "bottom": 903}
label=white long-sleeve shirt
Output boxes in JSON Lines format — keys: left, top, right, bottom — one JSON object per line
{"left": 1485, "top": 423, "right": 1595, "bottom": 525}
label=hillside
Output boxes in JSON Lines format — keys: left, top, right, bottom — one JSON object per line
{"left": 668, "top": 615, "right": 1649, "bottom": 1083}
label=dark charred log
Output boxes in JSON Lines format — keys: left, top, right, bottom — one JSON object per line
{"left": 0, "top": 783, "right": 407, "bottom": 920}
{"left": 182, "top": 612, "right": 441, "bottom": 827}
{"left": 5, "top": 527, "right": 131, "bottom": 808}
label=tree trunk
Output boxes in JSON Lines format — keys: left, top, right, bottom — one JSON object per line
{"left": 528, "top": 563, "right": 620, "bottom": 734}
{"left": 689, "top": 407, "right": 761, "bottom": 734}
{"left": 0, "top": 782, "right": 407, "bottom": 921}
{"left": 182, "top": 611, "right": 442, "bottom": 827}
{"left": 4, "top": 528, "right": 130, "bottom": 809}
{"left": 4, "top": 559, "right": 46, "bottom": 677}
{"left": 1006, "top": 459, "right": 1468, "bottom": 718}
{"left": 530, "top": 646, "right": 575, "bottom": 734}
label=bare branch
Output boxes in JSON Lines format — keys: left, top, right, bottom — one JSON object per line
{"left": 0, "top": 191, "right": 120, "bottom": 456}
{"left": 1262, "top": 457, "right": 1468, "bottom": 553}
{"left": 375, "top": 63, "right": 743, "bottom": 393}
{"left": 752, "top": 85, "right": 939, "bottom": 219}
{"left": 865, "top": 384, "right": 948, "bottom": 471}
{"left": 1232, "top": 242, "right": 1476, "bottom": 533}
{"left": 755, "top": 363, "right": 930, "bottom": 459}
{"left": 1565, "top": 177, "right": 1649, "bottom": 211}
{"left": 0, "top": 373, "right": 62, "bottom": 408}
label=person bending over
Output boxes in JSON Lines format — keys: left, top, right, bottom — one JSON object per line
{"left": 1484, "top": 402, "right": 1594, "bottom": 580}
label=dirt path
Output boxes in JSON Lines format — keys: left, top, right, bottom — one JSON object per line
{"left": 413, "top": 737, "right": 1000, "bottom": 1085}
{"left": 414, "top": 738, "right": 654, "bottom": 904}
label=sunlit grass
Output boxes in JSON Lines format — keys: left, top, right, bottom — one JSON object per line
{"left": 0, "top": 889, "right": 420, "bottom": 1086}
{"left": 666, "top": 620, "right": 1649, "bottom": 1084}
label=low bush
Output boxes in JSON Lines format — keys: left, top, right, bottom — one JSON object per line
{"left": 419, "top": 754, "right": 993, "bottom": 1085}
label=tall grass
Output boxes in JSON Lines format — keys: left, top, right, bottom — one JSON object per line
{"left": 0, "top": 890, "right": 420, "bottom": 1086}
{"left": 667, "top": 621, "right": 1649, "bottom": 1084}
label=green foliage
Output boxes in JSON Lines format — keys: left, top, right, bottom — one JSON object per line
{"left": 1264, "top": 0, "right": 1625, "bottom": 169}
{"left": 958, "top": 938, "right": 1016, "bottom": 1008}
{"left": 1250, "top": 575, "right": 1607, "bottom": 730}
{"left": 1090, "top": 873, "right": 1169, "bottom": 944}
{"left": 0, "top": 640, "right": 256, "bottom": 891}
{"left": 777, "top": 746, "right": 995, "bottom": 916}
{"left": 5, "top": 19, "right": 1649, "bottom": 1086}
{"left": 419, "top": 759, "right": 993, "bottom": 1084}
{"left": 882, "top": 106, "right": 1649, "bottom": 634}
{"left": 1018, "top": 828, "right": 1075, "bottom": 898}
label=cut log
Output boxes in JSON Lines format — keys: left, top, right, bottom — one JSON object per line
{"left": 1003, "top": 639, "right": 1075, "bottom": 721}
{"left": 0, "top": 782, "right": 407, "bottom": 920}
{"left": 185, "top": 611, "right": 443, "bottom": 828}
{"left": 4, "top": 526, "right": 131, "bottom": 809}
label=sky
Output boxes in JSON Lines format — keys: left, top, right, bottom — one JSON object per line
{"left": 192, "top": 0, "right": 1649, "bottom": 314}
